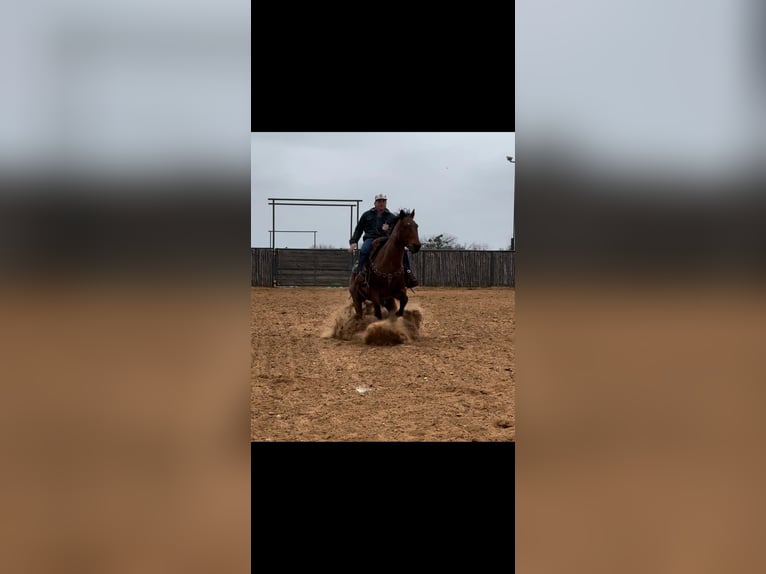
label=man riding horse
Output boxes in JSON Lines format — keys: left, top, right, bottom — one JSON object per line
{"left": 349, "top": 206, "right": 421, "bottom": 320}
{"left": 348, "top": 194, "right": 418, "bottom": 288}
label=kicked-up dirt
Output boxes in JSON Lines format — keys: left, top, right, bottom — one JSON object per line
{"left": 251, "top": 286, "right": 515, "bottom": 442}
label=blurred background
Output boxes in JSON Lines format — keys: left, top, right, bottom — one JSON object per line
{"left": 0, "top": 1, "right": 250, "bottom": 571}
{"left": 516, "top": 1, "right": 766, "bottom": 572}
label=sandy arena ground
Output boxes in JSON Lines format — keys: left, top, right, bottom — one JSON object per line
{"left": 251, "top": 286, "right": 515, "bottom": 441}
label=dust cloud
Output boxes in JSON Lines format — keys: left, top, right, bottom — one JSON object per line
{"left": 321, "top": 300, "right": 423, "bottom": 345}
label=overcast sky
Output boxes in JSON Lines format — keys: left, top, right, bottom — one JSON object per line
{"left": 1, "top": 1, "right": 249, "bottom": 176}
{"left": 516, "top": 0, "right": 765, "bottom": 180}
{"left": 251, "top": 132, "right": 516, "bottom": 250}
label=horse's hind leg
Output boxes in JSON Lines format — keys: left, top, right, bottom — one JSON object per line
{"left": 349, "top": 281, "right": 364, "bottom": 317}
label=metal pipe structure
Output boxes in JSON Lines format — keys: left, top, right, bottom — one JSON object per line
{"left": 267, "top": 198, "right": 363, "bottom": 251}
{"left": 268, "top": 230, "right": 318, "bottom": 248}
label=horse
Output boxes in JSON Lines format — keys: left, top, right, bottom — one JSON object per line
{"left": 349, "top": 209, "right": 421, "bottom": 320}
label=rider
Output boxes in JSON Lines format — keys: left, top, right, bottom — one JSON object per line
{"left": 349, "top": 193, "right": 418, "bottom": 288}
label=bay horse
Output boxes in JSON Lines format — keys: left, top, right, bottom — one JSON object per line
{"left": 349, "top": 209, "right": 421, "bottom": 320}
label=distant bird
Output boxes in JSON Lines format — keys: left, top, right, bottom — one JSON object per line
{"left": 506, "top": 156, "right": 515, "bottom": 163}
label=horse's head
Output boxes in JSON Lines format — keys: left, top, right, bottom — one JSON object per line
{"left": 392, "top": 209, "right": 421, "bottom": 253}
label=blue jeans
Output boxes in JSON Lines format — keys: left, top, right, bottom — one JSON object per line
{"left": 357, "top": 238, "right": 411, "bottom": 273}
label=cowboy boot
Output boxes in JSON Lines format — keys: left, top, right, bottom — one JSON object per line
{"left": 405, "top": 269, "right": 418, "bottom": 288}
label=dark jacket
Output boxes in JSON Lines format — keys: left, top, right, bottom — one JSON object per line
{"left": 350, "top": 208, "right": 397, "bottom": 244}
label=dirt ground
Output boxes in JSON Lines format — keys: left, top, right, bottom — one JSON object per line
{"left": 251, "top": 286, "right": 515, "bottom": 441}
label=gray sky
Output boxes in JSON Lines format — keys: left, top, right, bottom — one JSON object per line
{"left": 251, "top": 133, "right": 516, "bottom": 250}
{"left": 516, "top": 0, "right": 765, "bottom": 181}
{"left": 1, "top": 1, "right": 249, "bottom": 177}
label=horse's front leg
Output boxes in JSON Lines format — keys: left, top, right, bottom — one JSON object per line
{"left": 369, "top": 294, "right": 384, "bottom": 320}
{"left": 383, "top": 297, "right": 397, "bottom": 319}
{"left": 396, "top": 292, "right": 408, "bottom": 317}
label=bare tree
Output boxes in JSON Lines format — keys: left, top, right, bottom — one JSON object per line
{"left": 421, "top": 233, "right": 465, "bottom": 250}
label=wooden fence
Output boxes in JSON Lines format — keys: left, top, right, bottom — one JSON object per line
{"left": 252, "top": 248, "right": 514, "bottom": 287}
